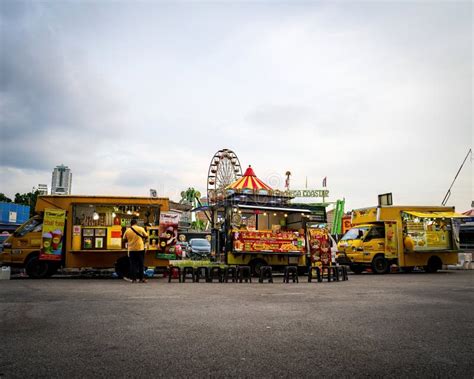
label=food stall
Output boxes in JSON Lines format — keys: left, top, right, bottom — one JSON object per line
{"left": 196, "top": 165, "right": 329, "bottom": 274}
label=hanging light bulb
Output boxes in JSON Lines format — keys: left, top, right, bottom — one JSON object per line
{"left": 112, "top": 212, "right": 116, "bottom": 218}
{"left": 273, "top": 213, "right": 277, "bottom": 216}
{"left": 284, "top": 213, "right": 288, "bottom": 217}
{"left": 92, "top": 211, "right": 99, "bottom": 220}
{"left": 263, "top": 212, "right": 267, "bottom": 216}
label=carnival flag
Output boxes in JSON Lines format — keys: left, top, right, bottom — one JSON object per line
{"left": 322, "top": 177, "right": 327, "bottom": 187}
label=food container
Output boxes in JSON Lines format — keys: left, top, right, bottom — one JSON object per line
{"left": 0, "top": 266, "right": 11, "bottom": 280}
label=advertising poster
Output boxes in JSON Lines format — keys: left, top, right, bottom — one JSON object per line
{"left": 39, "top": 208, "right": 66, "bottom": 261}
{"left": 307, "top": 227, "right": 332, "bottom": 266}
{"left": 385, "top": 222, "right": 398, "bottom": 255}
{"left": 156, "top": 212, "right": 179, "bottom": 259}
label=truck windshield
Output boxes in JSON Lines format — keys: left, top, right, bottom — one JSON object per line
{"left": 14, "top": 217, "right": 43, "bottom": 237}
{"left": 341, "top": 227, "right": 369, "bottom": 241}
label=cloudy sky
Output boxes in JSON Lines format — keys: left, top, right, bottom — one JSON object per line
{"left": 0, "top": 1, "right": 472, "bottom": 212}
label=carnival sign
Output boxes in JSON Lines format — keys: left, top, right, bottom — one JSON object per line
{"left": 289, "top": 189, "right": 329, "bottom": 198}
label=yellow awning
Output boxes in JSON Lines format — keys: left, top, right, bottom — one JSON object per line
{"left": 403, "top": 211, "right": 465, "bottom": 219}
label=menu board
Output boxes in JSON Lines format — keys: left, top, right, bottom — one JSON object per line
{"left": 233, "top": 230, "right": 304, "bottom": 253}
{"left": 307, "top": 227, "right": 331, "bottom": 266}
{"left": 147, "top": 227, "right": 160, "bottom": 250}
{"left": 81, "top": 227, "right": 107, "bottom": 250}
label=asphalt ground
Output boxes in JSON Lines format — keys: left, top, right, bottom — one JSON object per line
{"left": 0, "top": 271, "right": 473, "bottom": 378}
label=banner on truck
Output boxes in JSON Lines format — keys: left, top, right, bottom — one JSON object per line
{"left": 39, "top": 208, "right": 66, "bottom": 261}
{"left": 156, "top": 212, "right": 179, "bottom": 259}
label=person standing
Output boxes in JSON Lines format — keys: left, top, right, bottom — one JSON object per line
{"left": 123, "top": 219, "right": 148, "bottom": 283}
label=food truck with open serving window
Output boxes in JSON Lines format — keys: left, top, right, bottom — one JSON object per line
{"left": 221, "top": 193, "right": 329, "bottom": 275}
{"left": 199, "top": 166, "right": 333, "bottom": 275}
{"left": 336, "top": 205, "right": 464, "bottom": 274}
{"left": 0, "top": 195, "right": 180, "bottom": 278}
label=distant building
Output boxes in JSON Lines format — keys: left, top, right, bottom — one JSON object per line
{"left": 51, "top": 164, "right": 72, "bottom": 195}
{"left": 37, "top": 184, "right": 48, "bottom": 195}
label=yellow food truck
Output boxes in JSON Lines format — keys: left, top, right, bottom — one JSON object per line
{"left": 224, "top": 202, "right": 330, "bottom": 275}
{"left": 0, "top": 195, "right": 171, "bottom": 278}
{"left": 337, "top": 205, "right": 464, "bottom": 274}
{"left": 197, "top": 192, "right": 330, "bottom": 275}
{"left": 199, "top": 165, "right": 334, "bottom": 275}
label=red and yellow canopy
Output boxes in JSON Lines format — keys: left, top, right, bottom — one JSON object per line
{"left": 227, "top": 166, "right": 273, "bottom": 192}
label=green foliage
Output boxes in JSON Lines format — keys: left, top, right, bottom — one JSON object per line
{"left": 14, "top": 190, "right": 40, "bottom": 217}
{"left": 0, "top": 193, "right": 12, "bottom": 203}
{"left": 169, "top": 260, "right": 224, "bottom": 268}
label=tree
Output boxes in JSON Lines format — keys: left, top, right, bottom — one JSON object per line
{"left": 0, "top": 193, "right": 12, "bottom": 203}
{"left": 14, "top": 190, "right": 40, "bottom": 217}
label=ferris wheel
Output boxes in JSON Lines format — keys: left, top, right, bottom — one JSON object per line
{"left": 207, "top": 149, "right": 242, "bottom": 205}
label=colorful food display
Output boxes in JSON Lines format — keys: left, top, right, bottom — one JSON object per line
{"left": 403, "top": 214, "right": 451, "bottom": 251}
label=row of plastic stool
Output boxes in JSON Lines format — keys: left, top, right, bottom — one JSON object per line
{"left": 308, "top": 265, "right": 349, "bottom": 282}
{"left": 166, "top": 265, "right": 349, "bottom": 283}
{"left": 167, "top": 266, "right": 252, "bottom": 283}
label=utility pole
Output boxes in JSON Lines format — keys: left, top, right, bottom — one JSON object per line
{"left": 441, "top": 148, "right": 472, "bottom": 206}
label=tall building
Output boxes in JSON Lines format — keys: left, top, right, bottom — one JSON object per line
{"left": 37, "top": 184, "right": 48, "bottom": 195}
{"left": 51, "top": 165, "right": 72, "bottom": 195}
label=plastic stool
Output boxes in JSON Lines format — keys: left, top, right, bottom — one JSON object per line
{"left": 283, "top": 266, "right": 299, "bottom": 283}
{"left": 237, "top": 266, "right": 252, "bottom": 283}
{"left": 195, "top": 267, "right": 210, "bottom": 283}
{"left": 308, "top": 266, "right": 322, "bottom": 283}
{"left": 182, "top": 266, "right": 195, "bottom": 282}
{"left": 336, "top": 266, "right": 349, "bottom": 281}
{"left": 168, "top": 266, "right": 182, "bottom": 283}
{"left": 209, "top": 267, "right": 223, "bottom": 283}
{"left": 259, "top": 266, "right": 273, "bottom": 283}
{"left": 224, "top": 266, "right": 238, "bottom": 283}
{"left": 321, "top": 266, "right": 337, "bottom": 282}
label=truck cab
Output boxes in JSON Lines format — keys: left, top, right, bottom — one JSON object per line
{"left": 0, "top": 215, "right": 57, "bottom": 278}
{"left": 337, "top": 223, "right": 386, "bottom": 273}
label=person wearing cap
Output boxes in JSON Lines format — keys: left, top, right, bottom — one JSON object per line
{"left": 123, "top": 219, "right": 149, "bottom": 283}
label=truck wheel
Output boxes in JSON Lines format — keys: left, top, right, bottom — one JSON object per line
{"left": 46, "top": 262, "right": 60, "bottom": 277}
{"left": 25, "top": 256, "right": 50, "bottom": 279}
{"left": 249, "top": 259, "right": 267, "bottom": 276}
{"left": 371, "top": 255, "right": 388, "bottom": 274}
{"left": 350, "top": 265, "right": 365, "bottom": 274}
{"left": 424, "top": 256, "right": 442, "bottom": 273}
{"left": 115, "top": 256, "right": 130, "bottom": 279}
